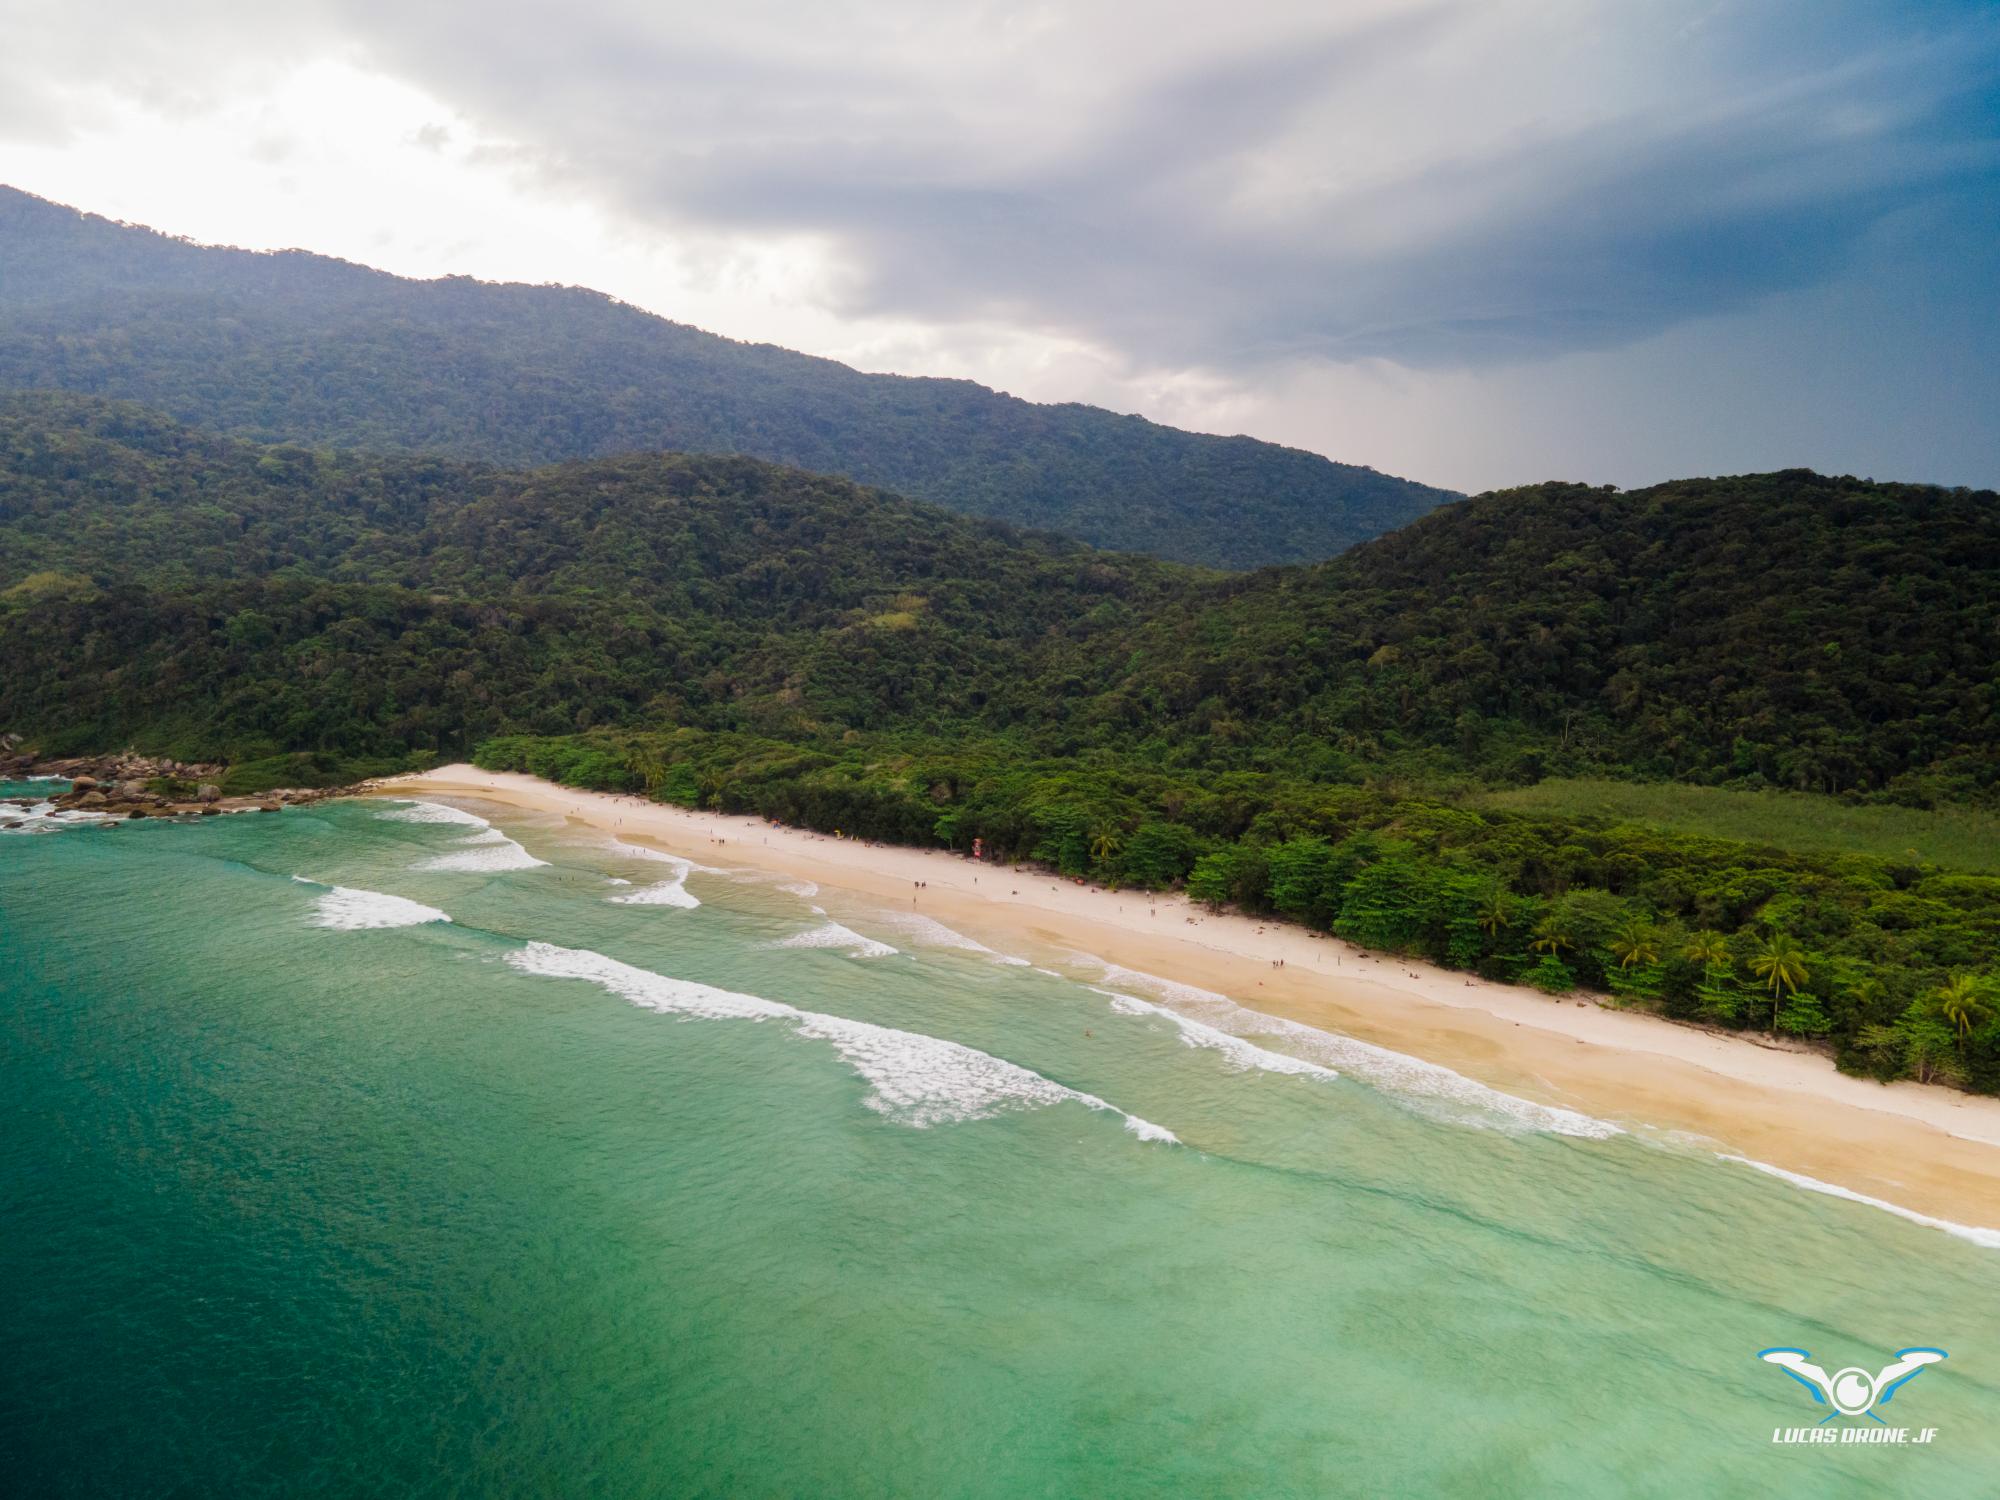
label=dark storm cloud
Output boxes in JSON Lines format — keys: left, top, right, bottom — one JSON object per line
{"left": 320, "top": 0, "right": 2000, "bottom": 370}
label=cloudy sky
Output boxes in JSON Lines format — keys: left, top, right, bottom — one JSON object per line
{"left": 3, "top": 0, "right": 1997, "bottom": 493}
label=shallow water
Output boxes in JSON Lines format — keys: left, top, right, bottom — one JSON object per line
{"left": 0, "top": 775, "right": 70, "bottom": 796}
{"left": 3, "top": 797, "right": 1997, "bottom": 1496}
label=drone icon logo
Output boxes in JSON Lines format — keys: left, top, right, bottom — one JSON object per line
{"left": 1758, "top": 1347, "right": 1948, "bottom": 1424}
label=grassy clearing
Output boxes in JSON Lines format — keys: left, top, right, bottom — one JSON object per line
{"left": 1475, "top": 778, "right": 2000, "bottom": 873}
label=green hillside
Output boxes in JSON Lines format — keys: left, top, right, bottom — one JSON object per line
{"left": 0, "top": 187, "right": 1454, "bottom": 569}
{"left": 1124, "top": 471, "right": 2000, "bottom": 804}
{"left": 5, "top": 394, "right": 1992, "bottom": 800}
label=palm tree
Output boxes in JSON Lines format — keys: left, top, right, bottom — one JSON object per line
{"left": 1529, "top": 914, "right": 1573, "bottom": 956}
{"left": 1930, "top": 974, "right": 1992, "bottom": 1042}
{"left": 1477, "top": 887, "right": 1512, "bottom": 938}
{"left": 1607, "top": 917, "right": 1660, "bottom": 972}
{"left": 1682, "top": 930, "right": 1730, "bottom": 971}
{"left": 1089, "top": 829, "right": 1122, "bottom": 867}
{"left": 1682, "top": 930, "right": 1738, "bottom": 1022}
{"left": 1749, "top": 931, "right": 1810, "bottom": 1031}
{"left": 630, "top": 747, "right": 667, "bottom": 795}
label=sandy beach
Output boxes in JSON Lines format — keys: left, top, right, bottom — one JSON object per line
{"left": 372, "top": 765, "right": 2000, "bottom": 1232}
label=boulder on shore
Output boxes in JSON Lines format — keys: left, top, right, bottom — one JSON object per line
{"left": 70, "top": 775, "right": 99, "bottom": 792}
{"left": 196, "top": 783, "right": 221, "bottom": 804}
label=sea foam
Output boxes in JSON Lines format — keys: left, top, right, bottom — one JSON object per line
{"left": 380, "top": 801, "right": 548, "bottom": 872}
{"left": 1092, "top": 962, "right": 1620, "bottom": 1140}
{"left": 1093, "top": 988, "right": 1337, "bottom": 1079}
{"left": 0, "top": 800, "right": 116, "bottom": 834}
{"left": 294, "top": 876, "right": 452, "bottom": 931}
{"left": 774, "top": 920, "right": 899, "bottom": 959}
{"left": 1718, "top": 1155, "right": 2000, "bottom": 1251}
{"left": 607, "top": 844, "right": 700, "bottom": 908}
{"left": 378, "top": 799, "right": 489, "bottom": 827}
{"left": 418, "top": 827, "right": 549, "bottom": 872}
{"left": 504, "top": 941, "right": 1174, "bottom": 1140}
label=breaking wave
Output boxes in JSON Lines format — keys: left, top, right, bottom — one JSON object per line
{"left": 774, "top": 920, "right": 898, "bottom": 959}
{"left": 378, "top": 799, "right": 488, "bottom": 827}
{"left": 504, "top": 942, "right": 1174, "bottom": 1141}
{"left": 379, "top": 801, "right": 548, "bottom": 872}
{"left": 294, "top": 876, "right": 451, "bottom": 930}
{"left": 1093, "top": 988, "right": 1337, "bottom": 1079}
{"left": 417, "top": 826, "right": 549, "bottom": 873}
{"left": 607, "top": 844, "right": 700, "bottom": 908}
{"left": 0, "top": 799, "right": 116, "bottom": 835}
{"left": 1091, "top": 962, "right": 1619, "bottom": 1140}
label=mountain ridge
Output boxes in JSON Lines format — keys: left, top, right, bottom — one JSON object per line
{"left": 0, "top": 186, "right": 1456, "bottom": 568}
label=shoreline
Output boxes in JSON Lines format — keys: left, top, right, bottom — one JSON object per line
{"left": 371, "top": 765, "right": 2000, "bottom": 1231}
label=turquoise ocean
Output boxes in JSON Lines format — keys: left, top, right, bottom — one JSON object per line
{"left": 3, "top": 792, "right": 1997, "bottom": 1497}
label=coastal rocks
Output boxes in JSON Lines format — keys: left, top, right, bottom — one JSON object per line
{"left": 8, "top": 748, "right": 352, "bottom": 825}
{"left": 24, "top": 751, "right": 226, "bottom": 786}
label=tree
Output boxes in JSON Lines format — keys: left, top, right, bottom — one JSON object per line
{"left": 1607, "top": 917, "right": 1660, "bottom": 972}
{"left": 1776, "top": 989, "right": 1833, "bottom": 1037}
{"left": 1477, "top": 886, "right": 1513, "bottom": 938}
{"left": 1861, "top": 1011, "right": 1964, "bottom": 1086}
{"left": 1333, "top": 852, "right": 1436, "bottom": 953}
{"left": 1267, "top": 836, "right": 1340, "bottom": 927}
{"left": 1929, "top": 975, "right": 1992, "bottom": 1043}
{"left": 1682, "top": 930, "right": 1730, "bottom": 970}
{"left": 1187, "top": 845, "right": 1263, "bottom": 908}
{"left": 1116, "top": 821, "right": 1198, "bottom": 889}
{"left": 1529, "top": 914, "right": 1574, "bottom": 956}
{"left": 1676, "top": 928, "right": 1739, "bottom": 1022}
{"left": 1089, "top": 829, "right": 1123, "bottom": 868}
{"left": 1749, "top": 931, "right": 1810, "bottom": 1032}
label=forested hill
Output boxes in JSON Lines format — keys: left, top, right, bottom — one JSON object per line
{"left": 0, "top": 187, "right": 1454, "bottom": 569}
{"left": 0, "top": 392, "right": 1191, "bottom": 753}
{"left": 1, "top": 393, "right": 1994, "bottom": 806}
{"left": 1123, "top": 470, "right": 2000, "bottom": 803}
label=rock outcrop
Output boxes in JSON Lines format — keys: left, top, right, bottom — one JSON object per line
{"left": 1, "top": 748, "right": 349, "bottom": 823}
